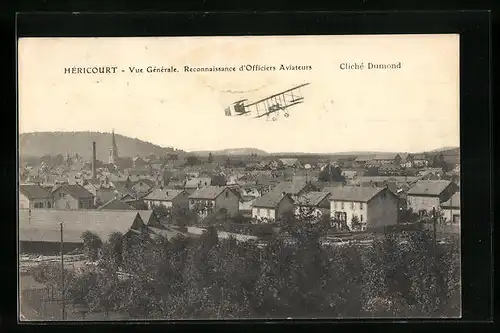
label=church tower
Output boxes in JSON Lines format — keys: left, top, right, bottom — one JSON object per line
{"left": 109, "top": 129, "right": 119, "bottom": 164}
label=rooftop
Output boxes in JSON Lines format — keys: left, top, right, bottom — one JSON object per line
{"left": 144, "top": 189, "right": 186, "bottom": 201}
{"left": 407, "top": 180, "right": 453, "bottom": 196}
{"left": 19, "top": 184, "right": 52, "bottom": 199}
{"left": 97, "top": 198, "right": 134, "bottom": 210}
{"left": 441, "top": 191, "right": 460, "bottom": 208}
{"left": 189, "top": 186, "right": 227, "bottom": 200}
{"left": 19, "top": 209, "right": 144, "bottom": 243}
{"left": 295, "top": 192, "right": 331, "bottom": 207}
{"left": 252, "top": 191, "right": 292, "bottom": 208}
{"left": 52, "top": 183, "right": 94, "bottom": 199}
{"left": 323, "top": 186, "right": 387, "bottom": 202}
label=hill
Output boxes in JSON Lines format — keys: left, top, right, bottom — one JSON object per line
{"left": 19, "top": 131, "right": 182, "bottom": 161}
{"left": 190, "top": 148, "right": 269, "bottom": 156}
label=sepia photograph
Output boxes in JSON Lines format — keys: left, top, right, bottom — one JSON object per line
{"left": 18, "top": 34, "right": 461, "bottom": 321}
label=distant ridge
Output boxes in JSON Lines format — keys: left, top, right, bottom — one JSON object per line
{"left": 190, "top": 148, "right": 269, "bottom": 156}
{"left": 19, "top": 131, "right": 183, "bottom": 161}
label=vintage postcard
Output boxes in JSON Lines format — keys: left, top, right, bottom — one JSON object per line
{"left": 18, "top": 35, "right": 460, "bottom": 321}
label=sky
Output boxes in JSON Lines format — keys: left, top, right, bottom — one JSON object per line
{"left": 18, "top": 35, "right": 459, "bottom": 153}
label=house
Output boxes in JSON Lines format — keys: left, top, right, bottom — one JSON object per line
{"left": 341, "top": 169, "right": 359, "bottom": 180}
{"left": 130, "top": 179, "right": 155, "bottom": 194}
{"left": 399, "top": 153, "right": 414, "bottom": 168}
{"left": 354, "top": 155, "right": 375, "bottom": 165}
{"left": 83, "top": 180, "right": 116, "bottom": 206}
{"left": 412, "top": 154, "right": 429, "bottom": 167}
{"left": 19, "top": 184, "right": 53, "bottom": 209}
{"left": 132, "top": 156, "right": 149, "bottom": 169}
{"left": 251, "top": 191, "right": 294, "bottom": 222}
{"left": 184, "top": 177, "right": 212, "bottom": 192}
{"left": 406, "top": 180, "right": 459, "bottom": 213}
{"left": 143, "top": 188, "right": 190, "bottom": 211}
{"left": 18, "top": 209, "right": 147, "bottom": 254}
{"left": 97, "top": 198, "right": 134, "bottom": 210}
{"left": 279, "top": 158, "right": 302, "bottom": 169}
{"left": 270, "top": 180, "right": 317, "bottom": 199}
{"left": 239, "top": 196, "right": 256, "bottom": 218}
{"left": 372, "top": 153, "right": 401, "bottom": 165}
{"left": 188, "top": 186, "right": 240, "bottom": 218}
{"left": 379, "top": 164, "right": 401, "bottom": 176}
{"left": 294, "top": 192, "right": 331, "bottom": 219}
{"left": 51, "top": 184, "right": 94, "bottom": 210}
{"left": 325, "top": 186, "right": 399, "bottom": 231}
{"left": 440, "top": 191, "right": 460, "bottom": 224}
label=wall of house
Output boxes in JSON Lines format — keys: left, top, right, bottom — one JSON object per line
{"left": 19, "top": 193, "right": 53, "bottom": 209}
{"left": 215, "top": 188, "right": 239, "bottom": 217}
{"left": 172, "top": 192, "right": 190, "bottom": 211}
{"left": 442, "top": 207, "right": 460, "bottom": 223}
{"left": 366, "top": 191, "right": 398, "bottom": 228}
{"left": 53, "top": 188, "right": 93, "bottom": 210}
{"left": 252, "top": 207, "right": 276, "bottom": 221}
{"left": 407, "top": 195, "right": 441, "bottom": 212}
{"left": 276, "top": 196, "right": 295, "bottom": 221}
{"left": 330, "top": 200, "right": 367, "bottom": 229}
{"left": 97, "top": 188, "right": 116, "bottom": 205}
{"left": 147, "top": 199, "right": 173, "bottom": 209}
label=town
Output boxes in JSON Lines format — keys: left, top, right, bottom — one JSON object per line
{"left": 19, "top": 130, "right": 461, "bottom": 320}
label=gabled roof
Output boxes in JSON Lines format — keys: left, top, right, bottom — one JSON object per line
{"left": 19, "top": 209, "right": 144, "bottom": 243}
{"left": 144, "top": 189, "right": 186, "bottom": 201}
{"left": 19, "top": 184, "right": 52, "bottom": 199}
{"left": 132, "top": 178, "right": 155, "bottom": 188}
{"left": 407, "top": 180, "right": 453, "bottom": 196}
{"left": 252, "top": 191, "right": 293, "bottom": 208}
{"left": 52, "top": 184, "right": 94, "bottom": 199}
{"left": 271, "top": 181, "right": 309, "bottom": 196}
{"left": 441, "top": 191, "right": 460, "bottom": 208}
{"left": 148, "top": 226, "right": 187, "bottom": 241}
{"left": 185, "top": 177, "right": 211, "bottom": 188}
{"left": 97, "top": 198, "right": 134, "bottom": 210}
{"left": 295, "top": 192, "right": 331, "bottom": 207}
{"left": 324, "top": 186, "right": 387, "bottom": 202}
{"left": 189, "top": 186, "right": 227, "bottom": 200}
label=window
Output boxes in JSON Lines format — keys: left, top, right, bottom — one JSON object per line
{"left": 266, "top": 209, "right": 270, "bottom": 217}
{"left": 360, "top": 214, "right": 363, "bottom": 222}
{"left": 225, "top": 191, "right": 229, "bottom": 198}
{"left": 47, "top": 202, "right": 51, "bottom": 208}
{"left": 341, "top": 202, "right": 344, "bottom": 209}
{"left": 257, "top": 208, "right": 261, "bottom": 215}
{"left": 360, "top": 202, "right": 363, "bottom": 210}
{"left": 79, "top": 200, "right": 84, "bottom": 209}
{"left": 351, "top": 202, "right": 355, "bottom": 209}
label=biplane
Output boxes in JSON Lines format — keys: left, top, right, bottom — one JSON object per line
{"left": 224, "top": 83, "right": 310, "bottom": 121}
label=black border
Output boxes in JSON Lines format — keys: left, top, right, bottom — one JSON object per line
{"left": 7, "top": 10, "right": 493, "bottom": 332}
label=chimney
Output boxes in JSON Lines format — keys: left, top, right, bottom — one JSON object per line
{"left": 92, "top": 141, "right": 97, "bottom": 179}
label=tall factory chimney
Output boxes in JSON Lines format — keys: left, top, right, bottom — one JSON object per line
{"left": 92, "top": 141, "right": 97, "bottom": 179}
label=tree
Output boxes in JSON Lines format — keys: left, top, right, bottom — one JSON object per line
{"left": 185, "top": 155, "right": 201, "bottom": 166}
{"left": 351, "top": 215, "right": 361, "bottom": 231}
{"left": 318, "top": 165, "right": 346, "bottom": 183}
{"left": 81, "top": 231, "right": 103, "bottom": 261}
{"left": 208, "top": 153, "right": 213, "bottom": 163}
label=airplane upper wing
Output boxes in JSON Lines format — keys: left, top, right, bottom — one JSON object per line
{"left": 246, "top": 83, "right": 310, "bottom": 107}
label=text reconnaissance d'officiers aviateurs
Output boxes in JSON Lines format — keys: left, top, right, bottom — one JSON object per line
{"left": 63, "top": 64, "right": 313, "bottom": 75}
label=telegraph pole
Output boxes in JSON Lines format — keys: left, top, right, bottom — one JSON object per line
{"left": 60, "top": 222, "right": 65, "bottom": 320}
{"left": 432, "top": 207, "right": 437, "bottom": 264}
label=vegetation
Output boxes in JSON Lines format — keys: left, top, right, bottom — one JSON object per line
{"left": 318, "top": 165, "right": 346, "bottom": 183}
{"left": 28, "top": 225, "right": 460, "bottom": 319}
